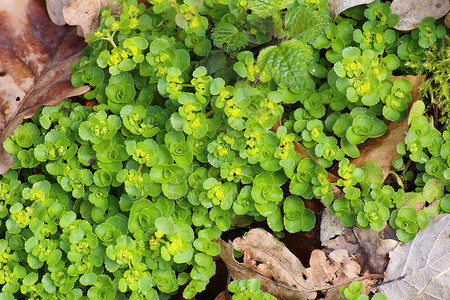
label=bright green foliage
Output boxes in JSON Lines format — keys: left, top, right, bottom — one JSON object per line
{"left": 390, "top": 207, "right": 429, "bottom": 241}
{"left": 246, "top": 0, "right": 294, "bottom": 18}
{"left": 415, "top": 17, "right": 446, "bottom": 49}
{"left": 406, "top": 35, "right": 450, "bottom": 119}
{"left": 257, "top": 39, "right": 314, "bottom": 89}
{"left": 228, "top": 278, "right": 277, "bottom": 300}
{"left": 1, "top": 0, "right": 449, "bottom": 299}
{"left": 340, "top": 281, "right": 387, "bottom": 300}
{"left": 382, "top": 78, "right": 413, "bottom": 121}
{"left": 357, "top": 201, "right": 390, "bottom": 231}
{"left": 212, "top": 23, "right": 249, "bottom": 51}
{"left": 285, "top": 4, "right": 330, "bottom": 43}
{"left": 364, "top": 0, "right": 398, "bottom": 28}
{"left": 283, "top": 196, "right": 315, "bottom": 232}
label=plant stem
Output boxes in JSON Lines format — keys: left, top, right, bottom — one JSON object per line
{"left": 271, "top": 11, "right": 286, "bottom": 39}
{"left": 204, "top": 107, "right": 219, "bottom": 118}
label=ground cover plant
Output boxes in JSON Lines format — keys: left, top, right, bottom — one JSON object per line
{"left": 0, "top": 0, "right": 449, "bottom": 299}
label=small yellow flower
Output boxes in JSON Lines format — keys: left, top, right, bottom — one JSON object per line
{"left": 155, "top": 230, "right": 164, "bottom": 239}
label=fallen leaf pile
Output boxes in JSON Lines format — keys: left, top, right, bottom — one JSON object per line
{"left": 0, "top": 0, "right": 89, "bottom": 174}
{"left": 220, "top": 228, "right": 379, "bottom": 300}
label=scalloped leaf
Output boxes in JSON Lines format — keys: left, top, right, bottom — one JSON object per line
{"left": 257, "top": 39, "right": 314, "bottom": 89}
{"left": 247, "top": 0, "right": 294, "bottom": 18}
{"left": 285, "top": 5, "right": 330, "bottom": 43}
{"left": 212, "top": 23, "right": 249, "bottom": 51}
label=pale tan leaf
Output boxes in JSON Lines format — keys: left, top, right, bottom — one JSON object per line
{"left": 220, "top": 229, "right": 373, "bottom": 300}
{"left": 219, "top": 238, "right": 310, "bottom": 300}
{"left": 378, "top": 215, "right": 450, "bottom": 299}
{"left": 327, "top": 0, "right": 376, "bottom": 20}
{"left": 46, "top": 0, "right": 68, "bottom": 25}
{"left": 391, "top": 0, "right": 450, "bottom": 30}
{"left": 320, "top": 207, "right": 346, "bottom": 243}
{"left": 349, "top": 75, "right": 426, "bottom": 180}
{"left": 0, "top": 0, "right": 89, "bottom": 174}
{"left": 62, "top": 0, "right": 114, "bottom": 38}
{"left": 232, "top": 228, "right": 310, "bottom": 290}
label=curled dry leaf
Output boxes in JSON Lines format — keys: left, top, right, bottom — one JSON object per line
{"left": 46, "top": 0, "right": 71, "bottom": 25}
{"left": 349, "top": 75, "right": 425, "bottom": 180}
{"left": 0, "top": 0, "right": 89, "bottom": 174}
{"left": 391, "top": 0, "right": 450, "bottom": 30}
{"left": 322, "top": 225, "right": 393, "bottom": 275}
{"left": 63, "top": 0, "right": 115, "bottom": 39}
{"left": 378, "top": 215, "right": 450, "bottom": 299}
{"left": 220, "top": 228, "right": 373, "bottom": 300}
{"left": 445, "top": 12, "right": 450, "bottom": 28}
{"left": 327, "top": 0, "right": 376, "bottom": 20}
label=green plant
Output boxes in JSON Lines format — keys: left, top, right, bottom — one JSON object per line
{"left": 1, "top": 0, "right": 449, "bottom": 299}
{"left": 228, "top": 278, "right": 276, "bottom": 300}
{"left": 339, "top": 281, "right": 387, "bottom": 300}
{"left": 406, "top": 35, "right": 450, "bottom": 119}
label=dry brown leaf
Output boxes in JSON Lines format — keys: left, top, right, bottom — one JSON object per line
{"left": 349, "top": 75, "right": 426, "bottom": 180}
{"left": 378, "top": 215, "right": 450, "bottom": 299}
{"left": 322, "top": 226, "right": 391, "bottom": 275}
{"left": 327, "top": 0, "right": 376, "bottom": 20}
{"left": 445, "top": 12, "right": 450, "bottom": 28}
{"left": 215, "top": 291, "right": 232, "bottom": 300}
{"left": 220, "top": 228, "right": 374, "bottom": 300}
{"left": 352, "top": 227, "right": 389, "bottom": 274}
{"left": 0, "top": 0, "right": 89, "bottom": 174}
{"left": 62, "top": 0, "right": 114, "bottom": 38}
{"left": 391, "top": 0, "right": 450, "bottom": 30}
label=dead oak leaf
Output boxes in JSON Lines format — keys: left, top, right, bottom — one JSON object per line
{"left": 0, "top": 0, "right": 89, "bottom": 174}
{"left": 220, "top": 228, "right": 371, "bottom": 300}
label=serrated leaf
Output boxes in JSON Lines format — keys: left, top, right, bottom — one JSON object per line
{"left": 212, "top": 23, "right": 249, "bottom": 51}
{"left": 257, "top": 39, "right": 313, "bottom": 89}
{"left": 247, "top": 0, "right": 294, "bottom": 18}
{"left": 285, "top": 5, "right": 330, "bottom": 43}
